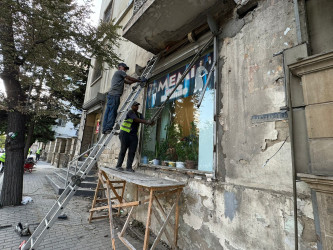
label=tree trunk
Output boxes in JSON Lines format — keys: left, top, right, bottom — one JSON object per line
{"left": 24, "top": 121, "right": 35, "bottom": 159}
{"left": 0, "top": 3, "right": 26, "bottom": 206}
{"left": 1, "top": 112, "right": 26, "bottom": 206}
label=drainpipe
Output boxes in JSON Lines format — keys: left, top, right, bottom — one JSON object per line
{"left": 286, "top": 69, "right": 298, "bottom": 250}
{"left": 293, "top": 0, "right": 302, "bottom": 44}
{"left": 213, "top": 35, "right": 219, "bottom": 180}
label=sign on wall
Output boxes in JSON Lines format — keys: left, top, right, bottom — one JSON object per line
{"left": 146, "top": 52, "right": 214, "bottom": 109}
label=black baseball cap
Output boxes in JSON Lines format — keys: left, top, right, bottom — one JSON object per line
{"left": 118, "top": 63, "right": 129, "bottom": 70}
{"left": 132, "top": 101, "right": 140, "bottom": 106}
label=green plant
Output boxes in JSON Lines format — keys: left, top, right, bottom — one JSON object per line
{"left": 184, "top": 122, "right": 199, "bottom": 162}
{"left": 175, "top": 141, "right": 186, "bottom": 162}
{"left": 142, "top": 150, "right": 155, "bottom": 161}
{"left": 156, "top": 139, "right": 169, "bottom": 161}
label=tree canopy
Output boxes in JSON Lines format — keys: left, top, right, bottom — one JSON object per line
{"left": 0, "top": 0, "right": 121, "bottom": 206}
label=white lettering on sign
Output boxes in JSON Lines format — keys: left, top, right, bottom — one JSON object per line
{"left": 158, "top": 78, "right": 168, "bottom": 92}
{"left": 169, "top": 73, "right": 176, "bottom": 87}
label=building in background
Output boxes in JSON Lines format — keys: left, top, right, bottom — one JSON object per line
{"left": 75, "top": 0, "right": 333, "bottom": 249}
{"left": 34, "top": 117, "right": 79, "bottom": 168}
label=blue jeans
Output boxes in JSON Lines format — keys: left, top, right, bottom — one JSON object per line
{"left": 102, "top": 95, "right": 120, "bottom": 132}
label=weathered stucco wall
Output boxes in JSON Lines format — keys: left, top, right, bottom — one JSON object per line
{"left": 121, "top": 0, "right": 317, "bottom": 249}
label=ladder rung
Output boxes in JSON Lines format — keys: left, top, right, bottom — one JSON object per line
{"left": 31, "top": 238, "right": 34, "bottom": 246}
{"left": 58, "top": 201, "right": 62, "bottom": 207}
{"left": 45, "top": 219, "right": 49, "bottom": 226}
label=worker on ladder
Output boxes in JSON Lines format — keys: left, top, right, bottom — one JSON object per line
{"left": 115, "top": 101, "right": 154, "bottom": 172}
{"left": 102, "top": 63, "right": 146, "bottom": 134}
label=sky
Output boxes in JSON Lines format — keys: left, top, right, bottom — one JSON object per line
{"left": 0, "top": 0, "right": 102, "bottom": 95}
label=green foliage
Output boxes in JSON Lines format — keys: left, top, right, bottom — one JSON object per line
{"left": 0, "top": 134, "right": 6, "bottom": 149}
{"left": 169, "top": 121, "right": 199, "bottom": 162}
{"left": 156, "top": 139, "right": 169, "bottom": 160}
{"left": 31, "top": 116, "right": 57, "bottom": 143}
{"left": 0, "top": 0, "right": 122, "bottom": 127}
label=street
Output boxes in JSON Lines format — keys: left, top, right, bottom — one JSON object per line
{"left": 0, "top": 161, "right": 166, "bottom": 250}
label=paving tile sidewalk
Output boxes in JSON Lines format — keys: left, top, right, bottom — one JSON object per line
{"left": 0, "top": 161, "right": 166, "bottom": 250}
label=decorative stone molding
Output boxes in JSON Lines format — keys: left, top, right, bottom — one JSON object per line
{"left": 298, "top": 173, "right": 333, "bottom": 194}
{"left": 289, "top": 51, "right": 333, "bottom": 76}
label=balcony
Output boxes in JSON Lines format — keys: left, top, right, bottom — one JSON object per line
{"left": 123, "top": 0, "right": 236, "bottom": 53}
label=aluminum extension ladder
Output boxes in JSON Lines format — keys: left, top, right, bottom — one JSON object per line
{"left": 20, "top": 55, "right": 160, "bottom": 250}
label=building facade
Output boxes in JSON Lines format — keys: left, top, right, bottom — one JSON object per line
{"left": 38, "top": 119, "right": 79, "bottom": 167}
{"left": 78, "top": 0, "right": 333, "bottom": 249}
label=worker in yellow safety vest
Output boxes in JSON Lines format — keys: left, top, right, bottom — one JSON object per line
{"left": 115, "top": 101, "right": 154, "bottom": 172}
{"left": 36, "top": 148, "right": 42, "bottom": 161}
{"left": 0, "top": 152, "right": 5, "bottom": 173}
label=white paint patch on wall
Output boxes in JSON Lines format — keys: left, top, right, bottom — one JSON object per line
{"left": 284, "top": 27, "right": 291, "bottom": 35}
{"left": 183, "top": 211, "right": 203, "bottom": 230}
{"left": 187, "top": 181, "right": 214, "bottom": 210}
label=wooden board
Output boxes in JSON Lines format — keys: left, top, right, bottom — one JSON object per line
{"left": 99, "top": 167, "right": 186, "bottom": 188}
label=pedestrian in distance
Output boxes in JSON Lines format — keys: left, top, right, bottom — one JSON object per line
{"left": 115, "top": 101, "right": 154, "bottom": 172}
{"left": 102, "top": 63, "right": 147, "bottom": 134}
{"left": 36, "top": 148, "right": 42, "bottom": 161}
{"left": 0, "top": 152, "right": 5, "bottom": 173}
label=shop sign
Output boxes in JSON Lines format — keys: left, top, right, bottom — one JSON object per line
{"left": 146, "top": 52, "right": 214, "bottom": 108}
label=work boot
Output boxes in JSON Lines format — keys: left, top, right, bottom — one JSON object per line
{"left": 116, "top": 167, "right": 124, "bottom": 171}
{"left": 126, "top": 168, "right": 135, "bottom": 173}
{"left": 103, "top": 130, "right": 112, "bottom": 134}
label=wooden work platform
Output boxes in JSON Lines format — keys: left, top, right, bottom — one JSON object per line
{"left": 89, "top": 167, "right": 186, "bottom": 250}
{"left": 99, "top": 167, "right": 186, "bottom": 188}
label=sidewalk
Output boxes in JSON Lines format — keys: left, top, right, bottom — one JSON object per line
{"left": 0, "top": 161, "right": 168, "bottom": 249}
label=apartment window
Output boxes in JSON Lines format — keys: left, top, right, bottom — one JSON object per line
{"left": 103, "top": 1, "right": 113, "bottom": 23}
{"left": 141, "top": 52, "right": 215, "bottom": 171}
{"left": 91, "top": 60, "right": 102, "bottom": 84}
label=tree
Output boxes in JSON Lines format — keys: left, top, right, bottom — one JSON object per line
{"left": 0, "top": 0, "right": 121, "bottom": 206}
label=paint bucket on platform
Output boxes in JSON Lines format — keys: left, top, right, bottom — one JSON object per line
{"left": 176, "top": 162, "right": 185, "bottom": 168}
{"left": 141, "top": 156, "right": 148, "bottom": 164}
{"left": 153, "top": 159, "right": 160, "bottom": 165}
{"left": 168, "top": 161, "right": 176, "bottom": 167}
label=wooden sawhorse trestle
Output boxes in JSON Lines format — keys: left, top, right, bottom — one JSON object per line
{"left": 88, "top": 167, "right": 185, "bottom": 250}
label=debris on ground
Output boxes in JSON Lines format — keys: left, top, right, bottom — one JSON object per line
{"left": 21, "top": 196, "right": 33, "bottom": 205}
{"left": 0, "top": 224, "right": 12, "bottom": 229}
{"left": 58, "top": 214, "right": 68, "bottom": 220}
{"left": 15, "top": 223, "right": 31, "bottom": 236}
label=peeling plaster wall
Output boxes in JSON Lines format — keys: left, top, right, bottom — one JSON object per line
{"left": 220, "top": 0, "right": 297, "bottom": 193}
{"left": 90, "top": 0, "right": 318, "bottom": 249}
{"left": 127, "top": 0, "right": 316, "bottom": 249}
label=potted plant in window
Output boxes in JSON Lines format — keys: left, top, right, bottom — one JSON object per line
{"left": 184, "top": 122, "right": 199, "bottom": 170}
{"left": 175, "top": 140, "right": 186, "bottom": 168}
{"left": 164, "top": 123, "right": 181, "bottom": 165}
{"left": 157, "top": 139, "right": 169, "bottom": 166}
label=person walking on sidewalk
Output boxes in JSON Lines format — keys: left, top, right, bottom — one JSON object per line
{"left": 102, "top": 63, "right": 144, "bottom": 134}
{"left": 36, "top": 148, "right": 42, "bottom": 161}
{"left": 115, "top": 101, "right": 154, "bottom": 172}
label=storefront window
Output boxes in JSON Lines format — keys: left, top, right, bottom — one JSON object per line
{"left": 141, "top": 52, "right": 214, "bottom": 171}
